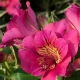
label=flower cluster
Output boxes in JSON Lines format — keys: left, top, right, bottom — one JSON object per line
{"left": 1, "top": 1, "right": 80, "bottom": 80}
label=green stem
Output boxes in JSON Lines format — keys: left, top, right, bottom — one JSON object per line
{"left": 10, "top": 46, "right": 17, "bottom": 66}
{"left": 0, "top": 23, "right": 7, "bottom": 29}
{"left": 0, "top": 11, "right": 7, "bottom": 18}
{"left": 46, "top": 0, "right": 50, "bottom": 16}
{"left": 4, "top": 62, "right": 11, "bottom": 74}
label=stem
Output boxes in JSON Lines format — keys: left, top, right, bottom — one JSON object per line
{"left": 0, "top": 11, "right": 7, "bottom": 18}
{"left": 4, "top": 62, "right": 11, "bottom": 74}
{"left": 0, "top": 23, "right": 7, "bottom": 29}
{"left": 10, "top": 46, "right": 17, "bottom": 66}
{"left": 56, "top": 5, "right": 71, "bottom": 14}
{"left": 46, "top": 0, "right": 50, "bottom": 16}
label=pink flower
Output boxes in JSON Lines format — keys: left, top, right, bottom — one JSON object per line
{"left": 0, "top": 0, "right": 21, "bottom": 15}
{"left": 43, "top": 19, "right": 78, "bottom": 57}
{"left": 2, "top": 1, "right": 39, "bottom": 46}
{"left": 65, "top": 4, "right": 80, "bottom": 32}
{"left": 65, "top": 4, "right": 80, "bottom": 43}
{"left": 18, "top": 30, "right": 75, "bottom": 80}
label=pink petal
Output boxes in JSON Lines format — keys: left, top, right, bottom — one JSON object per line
{"left": 30, "top": 63, "right": 44, "bottom": 76}
{"left": 34, "top": 30, "right": 57, "bottom": 48}
{"left": 65, "top": 4, "right": 80, "bottom": 33}
{"left": 15, "top": 12, "right": 38, "bottom": 37}
{"left": 56, "top": 53, "right": 71, "bottom": 76}
{"left": 26, "top": 1, "right": 38, "bottom": 29}
{"left": 41, "top": 70, "right": 57, "bottom": 80}
{"left": 0, "top": 44, "right": 5, "bottom": 48}
{"left": 2, "top": 28, "right": 23, "bottom": 44}
{"left": 18, "top": 49, "right": 39, "bottom": 74}
{"left": 6, "top": 17, "right": 17, "bottom": 31}
{"left": 0, "top": 0, "right": 9, "bottom": 7}
{"left": 63, "top": 30, "right": 78, "bottom": 57}
{"left": 6, "top": 0, "right": 21, "bottom": 15}
{"left": 43, "top": 19, "right": 67, "bottom": 35}
{"left": 22, "top": 35, "right": 35, "bottom": 49}
{"left": 53, "top": 38, "right": 68, "bottom": 61}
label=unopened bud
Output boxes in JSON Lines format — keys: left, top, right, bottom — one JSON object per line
{"left": 7, "top": 54, "right": 15, "bottom": 63}
{"left": 72, "top": 58, "right": 80, "bottom": 70}
{"left": 0, "top": 51, "right": 7, "bottom": 63}
{"left": 37, "top": 15, "right": 48, "bottom": 28}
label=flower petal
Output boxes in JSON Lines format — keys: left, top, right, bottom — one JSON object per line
{"left": 22, "top": 35, "right": 35, "bottom": 49}
{"left": 6, "top": 0, "right": 21, "bottom": 15}
{"left": 2, "top": 28, "right": 23, "bottom": 44}
{"left": 53, "top": 38, "right": 68, "bottom": 61}
{"left": 15, "top": 11, "right": 38, "bottom": 37}
{"left": 56, "top": 53, "right": 71, "bottom": 76}
{"left": 43, "top": 19, "right": 67, "bottom": 35}
{"left": 63, "top": 30, "right": 78, "bottom": 57}
{"left": 65, "top": 4, "right": 80, "bottom": 33}
{"left": 26, "top": 1, "right": 38, "bottom": 29}
{"left": 34, "top": 30, "right": 57, "bottom": 47}
{"left": 18, "top": 49, "right": 39, "bottom": 74}
{"left": 41, "top": 70, "right": 57, "bottom": 80}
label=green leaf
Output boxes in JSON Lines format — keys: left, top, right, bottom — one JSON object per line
{"left": 0, "top": 76, "right": 4, "bottom": 80}
{"left": 11, "top": 73, "right": 39, "bottom": 80}
{"left": 13, "top": 68, "right": 27, "bottom": 74}
{"left": 11, "top": 68, "right": 39, "bottom": 80}
{"left": 3, "top": 47, "right": 12, "bottom": 54}
{"left": 0, "top": 70, "right": 10, "bottom": 78}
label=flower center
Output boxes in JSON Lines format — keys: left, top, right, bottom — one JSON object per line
{"left": 37, "top": 45, "right": 61, "bottom": 70}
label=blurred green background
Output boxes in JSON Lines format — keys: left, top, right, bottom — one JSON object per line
{"left": 1, "top": 0, "right": 80, "bottom": 26}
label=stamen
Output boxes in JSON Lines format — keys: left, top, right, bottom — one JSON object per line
{"left": 37, "top": 45, "right": 61, "bottom": 63}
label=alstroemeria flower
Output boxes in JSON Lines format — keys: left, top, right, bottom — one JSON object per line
{"left": 65, "top": 4, "right": 80, "bottom": 44}
{"left": 65, "top": 4, "right": 80, "bottom": 32}
{"left": 43, "top": 19, "right": 78, "bottom": 57}
{"left": 0, "top": 0, "right": 20, "bottom": 15}
{"left": 18, "top": 30, "right": 73, "bottom": 80}
{"left": 2, "top": 1, "right": 39, "bottom": 46}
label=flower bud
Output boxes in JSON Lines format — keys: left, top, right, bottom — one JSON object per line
{"left": 37, "top": 15, "right": 48, "bottom": 28}
{"left": 0, "top": 51, "right": 7, "bottom": 63}
{"left": 72, "top": 58, "right": 80, "bottom": 70}
{"left": 7, "top": 54, "right": 15, "bottom": 63}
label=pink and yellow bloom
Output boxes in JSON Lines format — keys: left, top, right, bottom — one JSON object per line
{"left": 43, "top": 19, "right": 78, "bottom": 57}
{"left": 2, "top": 1, "right": 39, "bottom": 46}
{"left": 18, "top": 30, "right": 78, "bottom": 80}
